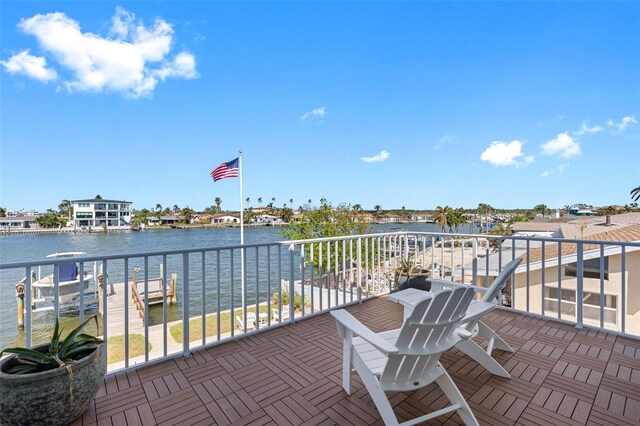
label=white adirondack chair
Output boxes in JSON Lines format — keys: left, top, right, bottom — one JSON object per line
{"left": 272, "top": 305, "right": 290, "bottom": 322}
{"left": 236, "top": 313, "right": 257, "bottom": 333}
{"left": 409, "top": 258, "right": 522, "bottom": 378}
{"left": 331, "top": 286, "right": 480, "bottom": 426}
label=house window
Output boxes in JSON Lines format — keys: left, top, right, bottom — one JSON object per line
{"left": 77, "top": 203, "right": 90, "bottom": 208}
{"left": 565, "top": 257, "right": 608, "bottom": 280}
{"left": 544, "top": 287, "right": 617, "bottom": 324}
{"left": 76, "top": 212, "right": 93, "bottom": 218}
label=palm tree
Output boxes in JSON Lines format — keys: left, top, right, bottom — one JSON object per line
{"left": 447, "top": 208, "right": 465, "bottom": 233}
{"left": 245, "top": 197, "right": 250, "bottom": 206}
{"left": 181, "top": 206, "right": 195, "bottom": 224}
{"left": 632, "top": 186, "right": 640, "bottom": 202}
{"left": 155, "top": 204, "right": 162, "bottom": 218}
{"left": 533, "top": 204, "right": 549, "bottom": 218}
{"left": 433, "top": 205, "right": 452, "bottom": 233}
{"left": 373, "top": 204, "right": 381, "bottom": 219}
{"left": 352, "top": 204, "right": 362, "bottom": 212}
{"left": 173, "top": 204, "right": 181, "bottom": 214}
{"left": 214, "top": 197, "right": 222, "bottom": 213}
{"left": 477, "top": 203, "right": 494, "bottom": 233}
{"left": 58, "top": 199, "right": 72, "bottom": 222}
{"left": 95, "top": 195, "right": 103, "bottom": 200}
{"left": 289, "top": 198, "right": 294, "bottom": 206}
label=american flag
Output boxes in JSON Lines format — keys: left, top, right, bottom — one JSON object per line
{"left": 210, "top": 158, "right": 239, "bottom": 182}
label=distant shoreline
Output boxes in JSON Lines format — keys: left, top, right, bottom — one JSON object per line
{"left": 0, "top": 222, "right": 284, "bottom": 236}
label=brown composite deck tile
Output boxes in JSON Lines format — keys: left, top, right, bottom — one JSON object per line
{"left": 136, "top": 359, "right": 181, "bottom": 382}
{"left": 95, "top": 385, "right": 148, "bottom": 420}
{"left": 243, "top": 340, "right": 283, "bottom": 360}
{"left": 180, "top": 357, "right": 226, "bottom": 384}
{"left": 85, "top": 295, "right": 640, "bottom": 426}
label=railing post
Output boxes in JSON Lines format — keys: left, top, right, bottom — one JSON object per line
{"left": 357, "top": 238, "right": 362, "bottom": 303}
{"left": 621, "top": 245, "right": 626, "bottom": 334}
{"left": 472, "top": 238, "right": 478, "bottom": 283}
{"left": 289, "top": 244, "right": 295, "bottom": 322}
{"left": 182, "top": 252, "right": 190, "bottom": 356}
{"left": 576, "top": 243, "right": 584, "bottom": 329}
{"left": 25, "top": 267, "right": 32, "bottom": 348}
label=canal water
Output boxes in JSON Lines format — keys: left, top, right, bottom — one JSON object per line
{"left": 0, "top": 223, "right": 470, "bottom": 349}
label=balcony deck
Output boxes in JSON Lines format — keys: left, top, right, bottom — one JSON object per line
{"left": 75, "top": 295, "right": 640, "bottom": 426}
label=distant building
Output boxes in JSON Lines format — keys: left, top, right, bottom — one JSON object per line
{"left": 0, "top": 216, "right": 39, "bottom": 229}
{"left": 569, "top": 205, "right": 595, "bottom": 216}
{"left": 210, "top": 213, "right": 240, "bottom": 224}
{"left": 71, "top": 198, "right": 132, "bottom": 228}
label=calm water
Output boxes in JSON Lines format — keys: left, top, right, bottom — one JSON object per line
{"left": 0, "top": 222, "right": 467, "bottom": 349}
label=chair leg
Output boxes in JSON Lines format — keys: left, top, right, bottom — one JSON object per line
{"left": 342, "top": 339, "right": 352, "bottom": 394}
{"left": 352, "top": 354, "right": 399, "bottom": 426}
{"left": 435, "top": 364, "right": 479, "bottom": 426}
{"left": 456, "top": 339, "right": 511, "bottom": 378}
{"left": 477, "top": 321, "right": 512, "bottom": 352}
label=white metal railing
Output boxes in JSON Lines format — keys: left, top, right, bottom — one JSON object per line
{"left": 1, "top": 230, "right": 638, "bottom": 373}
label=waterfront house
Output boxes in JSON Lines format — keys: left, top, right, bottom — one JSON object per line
{"left": 411, "top": 213, "right": 434, "bottom": 223}
{"left": 0, "top": 215, "right": 39, "bottom": 229}
{"left": 210, "top": 213, "right": 240, "bottom": 224}
{"left": 378, "top": 213, "right": 403, "bottom": 224}
{"left": 252, "top": 213, "right": 283, "bottom": 225}
{"left": 72, "top": 198, "right": 132, "bottom": 229}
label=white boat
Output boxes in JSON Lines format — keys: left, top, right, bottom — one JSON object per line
{"left": 31, "top": 252, "right": 95, "bottom": 306}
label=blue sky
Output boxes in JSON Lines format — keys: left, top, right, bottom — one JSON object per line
{"left": 1, "top": 1, "right": 639, "bottom": 213}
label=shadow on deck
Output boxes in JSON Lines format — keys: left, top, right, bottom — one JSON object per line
{"left": 74, "top": 295, "right": 640, "bottom": 426}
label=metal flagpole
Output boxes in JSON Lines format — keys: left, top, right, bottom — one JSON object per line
{"left": 239, "top": 150, "right": 245, "bottom": 313}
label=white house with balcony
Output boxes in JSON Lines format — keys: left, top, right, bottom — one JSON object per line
{"left": 71, "top": 198, "right": 132, "bottom": 229}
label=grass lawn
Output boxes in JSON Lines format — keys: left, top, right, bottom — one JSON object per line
{"left": 170, "top": 304, "right": 275, "bottom": 343}
{"left": 107, "top": 334, "right": 151, "bottom": 364}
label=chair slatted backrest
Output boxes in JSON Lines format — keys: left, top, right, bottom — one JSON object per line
{"left": 380, "top": 287, "right": 475, "bottom": 386}
{"left": 482, "top": 258, "right": 522, "bottom": 304}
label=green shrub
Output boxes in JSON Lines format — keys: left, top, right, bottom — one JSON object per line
{"left": 273, "top": 290, "right": 310, "bottom": 310}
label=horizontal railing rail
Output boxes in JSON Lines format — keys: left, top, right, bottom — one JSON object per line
{"left": 1, "top": 230, "right": 638, "bottom": 374}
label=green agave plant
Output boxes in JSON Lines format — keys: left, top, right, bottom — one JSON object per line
{"left": 1, "top": 315, "right": 103, "bottom": 375}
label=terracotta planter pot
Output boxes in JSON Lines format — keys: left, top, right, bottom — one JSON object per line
{"left": 0, "top": 342, "right": 106, "bottom": 426}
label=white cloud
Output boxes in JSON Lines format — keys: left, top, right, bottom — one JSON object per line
{"left": 573, "top": 122, "right": 604, "bottom": 136}
{"left": 540, "top": 170, "right": 550, "bottom": 177}
{"left": 541, "top": 132, "right": 580, "bottom": 158}
{"left": 2, "top": 8, "right": 197, "bottom": 97}
{"left": 608, "top": 116, "right": 638, "bottom": 133}
{"left": 558, "top": 163, "right": 570, "bottom": 176}
{"left": 480, "top": 140, "right": 531, "bottom": 167}
{"left": 300, "top": 107, "right": 326, "bottom": 121}
{"left": 0, "top": 50, "right": 57, "bottom": 81}
{"left": 361, "top": 150, "right": 390, "bottom": 163}
{"left": 433, "top": 135, "right": 453, "bottom": 150}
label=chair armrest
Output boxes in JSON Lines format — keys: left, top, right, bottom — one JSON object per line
{"left": 331, "top": 310, "right": 399, "bottom": 355}
{"left": 427, "top": 278, "right": 467, "bottom": 292}
{"left": 465, "top": 284, "right": 488, "bottom": 294}
{"left": 428, "top": 279, "right": 488, "bottom": 295}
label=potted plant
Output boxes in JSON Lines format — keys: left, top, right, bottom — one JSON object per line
{"left": 393, "top": 258, "right": 431, "bottom": 292}
{"left": 0, "top": 316, "right": 106, "bottom": 426}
